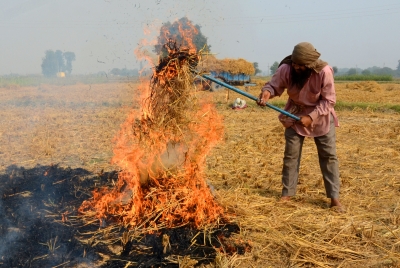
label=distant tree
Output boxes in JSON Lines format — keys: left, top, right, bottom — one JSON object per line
{"left": 41, "top": 49, "right": 76, "bottom": 77}
{"left": 332, "top": 66, "right": 338, "bottom": 74}
{"left": 270, "top": 61, "right": 279, "bottom": 75}
{"left": 41, "top": 50, "right": 58, "bottom": 77}
{"left": 362, "top": 69, "right": 371, "bottom": 75}
{"left": 362, "top": 66, "right": 393, "bottom": 76}
{"left": 63, "top": 52, "right": 76, "bottom": 74}
{"left": 110, "top": 68, "right": 121, "bottom": 76}
{"left": 374, "top": 67, "right": 394, "bottom": 76}
{"left": 397, "top": 60, "right": 400, "bottom": 77}
{"left": 368, "top": 66, "right": 381, "bottom": 74}
{"left": 55, "top": 50, "right": 65, "bottom": 73}
{"left": 253, "top": 62, "right": 262, "bottom": 75}
{"left": 347, "top": 68, "right": 357, "bottom": 75}
{"left": 154, "top": 17, "right": 210, "bottom": 56}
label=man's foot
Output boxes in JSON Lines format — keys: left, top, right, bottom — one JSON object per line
{"left": 330, "top": 198, "right": 346, "bottom": 213}
{"left": 280, "top": 196, "right": 291, "bottom": 202}
{"left": 330, "top": 198, "right": 341, "bottom": 207}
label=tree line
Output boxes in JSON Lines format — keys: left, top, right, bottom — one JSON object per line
{"left": 41, "top": 18, "right": 400, "bottom": 79}
{"left": 39, "top": 18, "right": 263, "bottom": 78}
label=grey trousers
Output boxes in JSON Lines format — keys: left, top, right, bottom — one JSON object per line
{"left": 282, "top": 116, "right": 340, "bottom": 198}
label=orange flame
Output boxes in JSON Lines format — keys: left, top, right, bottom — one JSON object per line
{"left": 79, "top": 19, "right": 225, "bottom": 230}
{"left": 157, "top": 17, "right": 198, "bottom": 54}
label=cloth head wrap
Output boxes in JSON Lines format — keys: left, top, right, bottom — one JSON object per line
{"left": 279, "top": 42, "right": 328, "bottom": 73}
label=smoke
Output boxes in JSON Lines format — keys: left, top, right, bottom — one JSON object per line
{"left": 0, "top": 201, "right": 21, "bottom": 259}
{"left": 0, "top": 167, "right": 25, "bottom": 259}
{"left": 0, "top": 165, "right": 97, "bottom": 266}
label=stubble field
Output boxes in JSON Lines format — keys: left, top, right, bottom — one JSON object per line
{"left": 0, "top": 79, "right": 399, "bottom": 267}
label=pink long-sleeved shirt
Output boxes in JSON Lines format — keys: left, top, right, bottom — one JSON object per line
{"left": 262, "top": 64, "right": 339, "bottom": 137}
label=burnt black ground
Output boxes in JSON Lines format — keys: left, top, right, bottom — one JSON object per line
{"left": 0, "top": 165, "right": 100, "bottom": 267}
{"left": 0, "top": 165, "right": 242, "bottom": 268}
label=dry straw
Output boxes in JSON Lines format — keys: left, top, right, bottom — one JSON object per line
{"left": 203, "top": 85, "right": 400, "bottom": 267}
{"left": 198, "top": 54, "right": 255, "bottom": 75}
{"left": 1, "top": 58, "right": 400, "bottom": 266}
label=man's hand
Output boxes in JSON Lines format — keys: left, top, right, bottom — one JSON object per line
{"left": 257, "top": 90, "right": 271, "bottom": 106}
{"left": 298, "top": 115, "right": 313, "bottom": 127}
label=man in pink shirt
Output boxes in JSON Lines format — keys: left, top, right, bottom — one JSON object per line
{"left": 257, "top": 42, "right": 343, "bottom": 210}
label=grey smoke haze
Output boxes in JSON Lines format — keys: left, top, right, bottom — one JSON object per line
{"left": 0, "top": 165, "right": 98, "bottom": 266}
{"left": 1, "top": 0, "right": 399, "bottom": 75}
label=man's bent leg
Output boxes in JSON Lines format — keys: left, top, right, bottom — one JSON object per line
{"left": 314, "top": 116, "right": 340, "bottom": 199}
{"left": 282, "top": 127, "right": 304, "bottom": 197}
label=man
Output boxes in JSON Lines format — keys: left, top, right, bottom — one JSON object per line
{"left": 257, "top": 42, "right": 343, "bottom": 209}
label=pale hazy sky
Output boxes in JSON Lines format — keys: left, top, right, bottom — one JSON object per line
{"left": 1, "top": 0, "right": 399, "bottom": 75}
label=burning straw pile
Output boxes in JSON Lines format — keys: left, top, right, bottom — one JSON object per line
{"left": 79, "top": 40, "right": 226, "bottom": 231}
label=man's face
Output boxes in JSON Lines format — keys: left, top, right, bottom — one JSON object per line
{"left": 290, "top": 62, "right": 312, "bottom": 88}
{"left": 291, "top": 62, "right": 307, "bottom": 74}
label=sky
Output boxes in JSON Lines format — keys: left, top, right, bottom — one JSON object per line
{"left": 0, "top": 0, "right": 399, "bottom": 75}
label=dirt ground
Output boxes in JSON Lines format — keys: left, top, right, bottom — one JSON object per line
{"left": 0, "top": 80, "right": 399, "bottom": 267}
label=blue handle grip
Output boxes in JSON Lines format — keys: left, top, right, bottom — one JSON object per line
{"left": 202, "top": 74, "right": 300, "bottom": 121}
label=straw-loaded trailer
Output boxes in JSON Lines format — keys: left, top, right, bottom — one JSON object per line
{"left": 206, "top": 71, "right": 252, "bottom": 91}
{"left": 196, "top": 56, "right": 256, "bottom": 91}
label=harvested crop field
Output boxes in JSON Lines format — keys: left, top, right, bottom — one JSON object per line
{"left": 0, "top": 80, "right": 399, "bottom": 267}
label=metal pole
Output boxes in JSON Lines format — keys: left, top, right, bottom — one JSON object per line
{"left": 202, "top": 74, "right": 300, "bottom": 121}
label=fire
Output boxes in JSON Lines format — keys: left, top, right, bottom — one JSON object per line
{"left": 79, "top": 20, "right": 225, "bottom": 230}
